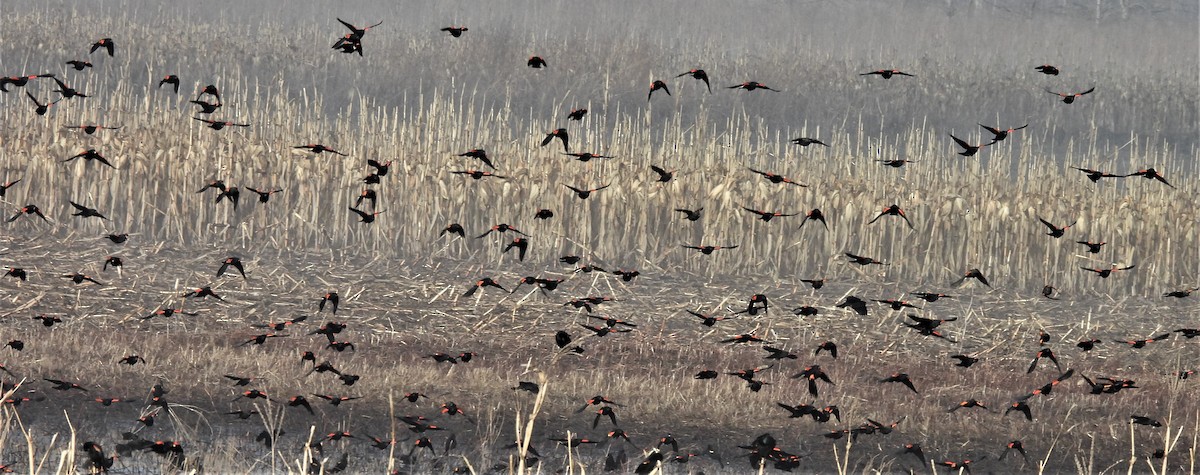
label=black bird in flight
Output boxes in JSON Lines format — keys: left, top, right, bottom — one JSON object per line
{"left": 748, "top": 168, "right": 807, "bottom": 186}
{"left": 541, "top": 128, "right": 569, "bottom": 152}
{"left": 8, "top": 204, "right": 48, "bottom": 223}
{"left": 294, "top": 144, "right": 348, "bottom": 156}
{"left": 218, "top": 257, "right": 246, "bottom": 279}
{"left": 66, "top": 60, "right": 93, "bottom": 70}
{"left": 860, "top": 69, "right": 914, "bottom": 79}
{"left": 844, "top": 252, "right": 886, "bottom": 266}
{"left": 683, "top": 244, "right": 738, "bottom": 255}
{"left": 349, "top": 207, "right": 383, "bottom": 223}
{"left": 728, "top": 81, "right": 779, "bottom": 91}
{"left": 949, "top": 133, "right": 985, "bottom": 156}
{"left": 868, "top": 204, "right": 914, "bottom": 229}
{"left": 194, "top": 117, "right": 249, "bottom": 130}
{"left": 1126, "top": 168, "right": 1174, "bottom": 188}
{"left": 527, "top": 56, "right": 547, "bottom": 68}
{"left": 567, "top": 108, "right": 588, "bottom": 120}
{"left": 979, "top": 123, "right": 1027, "bottom": 144}
{"left": 90, "top": 38, "right": 115, "bottom": 56}
{"left": 791, "top": 137, "right": 828, "bottom": 147}
{"left": 798, "top": 209, "right": 828, "bottom": 230}
{"left": 1080, "top": 264, "right": 1135, "bottom": 278}
{"left": 1046, "top": 86, "right": 1095, "bottom": 104}
{"left": 69, "top": 201, "right": 108, "bottom": 220}
{"left": 648, "top": 80, "right": 671, "bottom": 101}
{"left": 25, "top": 91, "right": 61, "bottom": 115}
{"left": 64, "top": 149, "right": 116, "bottom": 168}
{"left": 1037, "top": 216, "right": 1075, "bottom": 238}
{"left": 676, "top": 69, "right": 711, "bottom": 93}
{"left": 0, "top": 178, "right": 20, "bottom": 198}
{"left": 951, "top": 268, "right": 990, "bottom": 287}
{"left": 1034, "top": 65, "right": 1060, "bottom": 75}
{"left": 1070, "top": 166, "right": 1123, "bottom": 183}
{"left": 440, "top": 26, "right": 468, "bottom": 37}
{"left": 159, "top": 75, "right": 180, "bottom": 93}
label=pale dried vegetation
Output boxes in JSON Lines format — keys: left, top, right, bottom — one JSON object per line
{"left": 0, "top": 0, "right": 1197, "bottom": 473}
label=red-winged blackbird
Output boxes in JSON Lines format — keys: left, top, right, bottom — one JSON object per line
{"left": 319, "top": 292, "right": 339, "bottom": 313}
{"left": 440, "top": 26, "right": 468, "bottom": 37}
{"left": 1080, "top": 264, "right": 1135, "bottom": 278}
{"left": 1164, "top": 287, "right": 1198, "bottom": 298}
{"left": 1027, "top": 347, "right": 1061, "bottom": 373}
{"left": 676, "top": 69, "right": 711, "bottom": 93}
{"left": 25, "top": 91, "right": 61, "bottom": 115}
{"left": 1035, "top": 65, "right": 1060, "bottom": 75}
{"left": 294, "top": 144, "right": 347, "bottom": 155}
{"left": 245, "top": 187, "right": 282, "bottom": 203}
{"left": 791, "top": 137, "right": 828, "bottom": 147}
{"left": 793, "top": 365, "right": 834, "bottom": 397}
{"left": 67, "top": 60, "right": 93, "bottom": 70}
{"left": 64, "top": 149, "right": 116, "bottom": 168}
{"left": 45, "top": 378, "right": 88, "bottom": 392}
{"left": 0, "top": 179, "right": 19, "bottom": 198}
{"left": 836, "top": 295, "right": 869, "bottom": 315}
{"left": 158, "top": 74, "right": 180, "bottom": 93}
{"left": 687, "top": 310, "right": 729, "bottom": 327}
{"left": 748, "top": 168, "right": 807, "bottom": 186}
{"left": 1046, "top": 86, "right": 1095, "bottom": 104}
{"left": 941, "top": 356, "right": 976, "bottom": 370}
{"left": 0, "top": 74, "right": 54, "bottom": 92}
{"left": 239, "top": 333, "right": 284, "bottom": 347}
{"left": 951, "top": 268, "right": 990, "bottom": 287}
{"left": 874, "top": 299, "right": 921, "bottom": 311}
{"left": 879, "top": 373, "right": 918, "bottom": 393}
{"left": 118, "top": 354, "right": 145, "bottom": 365}
{"left": 541, "top": 128, "right": 569, "bottom": 152}
{"left": 720, "top": 333, "right": 764, "bottom": 344}
{"left": 218, "top": 257, "right": 246, "bottom": 279}
{"left": 50, "top": 77, "right": 87, "bottom": 99}
{"left": 64, "top": 124, "right": 120, "bottom": 135}
{"left": 674, "top": 208, "right": 703, "bottom": 221}
{"left": 1121, "top": 333, "right": 1169, "bottom": 348}
{"left": 648, "top": 80, "right": 670, "bottom": 101}
{"left": 182, "top": 286, "right": 223, "bottom": 300}
{"left": 349, "top": 207, "right": 382, "bottom": 223}
{"left": 815, "top": 341, "right": 838, "bottom": 358}
{"left": 33, "top": 314, "right": 62, "bottom": 327}
{"left": 90, "top": 38, "right": 115, "bottom": 56}
{"left": 1042, "top": 285, "right": 1060, "bottom": 300}
{"left": 612, "top": 269, "right": 639, "bottom": 281}
{"left": 457, "top": 149, "right": 495, "bottom": 169}
{"left": 741, "top": 206, "right": 798, "bottom": 222}
{"left": 911, "top": 292, "right": 952, "bottom": 302}
{"left": 1071, "top": 166, "right": 1123, "bottom": 183}
{"left": 948, "top": 399, "right": 988, "bottom": 412}
{"left": 878, "top": 159, "right": 916, "bottom": 167}
{"left": 4, "top": 267, "right": 27, "bottom": 281}
{"left": 1126, "top": 168, "right": 1174, "bottom": 188}
{"left": 190, "top": 99, "right": 221, "bottom": 114}
{"left": 798, "top": 209, "right": 828, "bottom": 229}
{"left": 949, "top": 133, "right": 985, "bottom": 156}
{"left": 64, "top": 273, "right": 103, "bottom": 286}
{"left": 1037, "top": 216, "right": 1075, "bottom": 238}
{"left": 1077, "top": 338, "right": 1102, "bottom": 351}
{"left": 476, "top": 223, "right": 527, "bottom": 238}
{"left": 69, "top": 201, "right": 108, "bottom": 220}
{"left": 567, "top": 108, "right": 588, "bottom": 120}
{"left": 523, "top": 55, "right": 547, "bottom": 68}
{"left": 649, "top": 165, "right": 674, "bottom": 182}
{"left": 860, "top": 69, "right": 914, "bottom": 79}
{"left": 845, "top": 252, "right": 886, "bottom": 266}
{"left": 1131, "top": 415, "right": 1162, "bottom": 427}
{"left": 564, "top": 184, "right": 609, "bottom": 199}
{"left": 194, "top": 117, "right": 249, "bottom": 130}
{"left": 1076, "top": 240, "right": 1106, "bottom": 253}
{"left": 463, "top": 277, "right": 507, "bottom": 297}
{"left": 215, "top": 186, "right": 240, "bottom": 208}
{"left": 452, "top": 169, "right": 505, "bottom": 180}
{"left": 728, "top": 81, "right": 779, "bottom": 91}
{"left": 980, "top": 123, "right": 1028, "bottom": 144}
{"left": 287, "top": 395, "right": 314, "bottom": 415}
{"left": 683, "top": 244, "right": 737, "bottom": 255}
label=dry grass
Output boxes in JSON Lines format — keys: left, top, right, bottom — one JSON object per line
{"left": 0, "top": 0, "right": 1197, "bottom": 473}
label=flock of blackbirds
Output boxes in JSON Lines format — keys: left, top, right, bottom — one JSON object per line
{"left": 0, "top": 9, "right": 1195, "bottom": 475}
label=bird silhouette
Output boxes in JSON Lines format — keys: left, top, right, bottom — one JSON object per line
{"left": 868, "top": 204, "right": 914, "bottom": 229}
{"left": 683, "top": 244, "right": 738, "bottom": 255}
{"left": 844, "top": 252, "right": 886, "bottom": 266}
{"left": 159, "top": 74, "right": 180, "bottom": 93}
{"left": 567, "top": 108, "right": 588, "bottom": 120}
{"left": 951, "top": 268, "right": 991, "bottom": 287}
{"left": 791, "top": 137, "right": 829, "bottom": 147}
{"left": 294, "top": 144, "right": 347, "bottom": 156}
{"left": 194, "top": 117, "right": 249, "bottom": 130}
{"left": 217, "top": 257, "right": 246, "bottom": 279}
{"left": 1080, "top": 264, "right": 1135, "bottom": 278}
{"left": 1037, "top": 216, "right": 1075, "bottom": 238}
{"left": 748, "top": 168, "right": 807, "bottom": 186}
{"left": 541, "top": 128, "right": 569, "bottom": 152}
{"left": 90, "top": 38, "right": 115, "bottom": 56}
{"left": 64, "top": 149, "right": 116, "bottom": 168}
{"left": 25, "top": 92, "right": 62, "bottom": 115}
{"left": 440, "top": 26, "right": 468, "bottom": 37}
{"left": 349, "top": 207, "right": 383, "bottom": 223}
{"left": 69, "top": 201, "right": 108, "bottom": 220}
{"left": 1046, "top": 86, "right": 1095, "bottom": 103}
{"left": 676, "top": 69, "right": 711, "bottom": 93}
{"left": 1070, "top": 166, "right": 1123, "bottom": 183}
{"left": 66, "top": 60, "right": 93, "bottom": 70}
{"left": 979, "top": 123, "right": 1028, "bottom": 144}
{"left": 457, "top": 149, "right": 495, "bottom": 169}
{"left": 860, "top": 69, "right": 914, "bottom": 79}
{"left": 949, "top": 133, "right": 985, "bottom": 156}
{"left": 1034, "top": 65, "right": 1060, "bottom": 75}
{"left": 1126, "top": 168, "right": 1174, "bottom": 188}
{"left": 728, "top": 81, "right": 779, "bottom": 91}
{"left": 648, "top": 80, "right": 671, "bottom": 101}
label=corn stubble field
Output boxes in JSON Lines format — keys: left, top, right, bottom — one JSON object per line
{"left": 0, "top": 0, "right": 1198, "bottom": 473}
